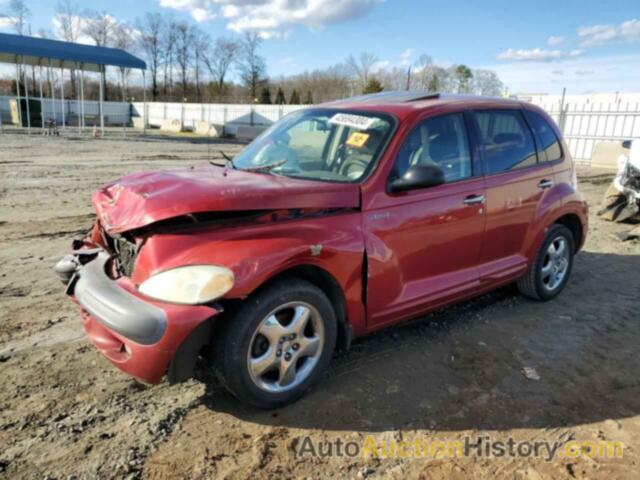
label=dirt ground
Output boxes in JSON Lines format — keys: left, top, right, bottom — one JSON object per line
{"left": 1, "top": 131, "right": 639, "bottom": 479}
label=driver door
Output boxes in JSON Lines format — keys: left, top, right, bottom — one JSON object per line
{"left": 364, "top": 112, "right": 486, "bottom": 327}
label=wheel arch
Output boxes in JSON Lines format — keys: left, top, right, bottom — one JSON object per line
{"left": 551, "top": 212, "right": 584, "bottom": 253}
{"left": 251, "top": 264, "right": 353, "bottom": 351}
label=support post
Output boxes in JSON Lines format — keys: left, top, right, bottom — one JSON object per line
{"left": 15, "top": 56, "right": 23, "bottom": 129}
{"left": 79, "top": 64, "right": 85, "bottom": 132}
{"left": 75, "top": 62, "right": 81, "bottom": 133}
{"left": 142, "top": 70, "right": 147, "bottom": 136}
{"left": 99, "top": 65, "right": 105, "bottom": 137}
{"left": 559, "top": 87, "right": 567, "bottom": 134}
{"left": 60, "top": 64, "right": 66, "bottom": 129}
{"left": 38, "top": 61, "right": 44, "bottom": 132}
{"left": 23, "top": 58, "right": 32, "bottom": 134}
{"left": 121, "top": 69, "right": 126, "bottom": 137}
{"left": 48, "top": 60, "right": 56, "bottom": 126}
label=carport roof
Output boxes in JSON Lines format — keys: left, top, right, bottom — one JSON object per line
{"left": 0, "top": 32, "right": 146, "bottom": 72}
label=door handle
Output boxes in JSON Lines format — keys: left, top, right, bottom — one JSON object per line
{"left": 463, "top": 194, "right": 485, "bottom": 205}
{"left": 538, "top": 179, "right": 554, "bottom": 189}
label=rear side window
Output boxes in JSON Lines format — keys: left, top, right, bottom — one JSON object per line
{"left": 474, "top": 110, "right": 537, "bottom": 174}
{"left": 525, "top": 110, "right": 563, "bottom": 162}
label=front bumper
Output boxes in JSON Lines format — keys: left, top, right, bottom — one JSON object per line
{"left": 57, "top": 250, "right": 218, "bottom": 383}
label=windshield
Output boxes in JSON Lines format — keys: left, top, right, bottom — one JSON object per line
{"left": 231, "top": 108, "right": 394, "bottom": 183}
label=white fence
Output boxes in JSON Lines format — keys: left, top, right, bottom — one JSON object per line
{"left": 132, "top": 102, "right": 306, "bottom": 130}
{"left": 0, "top": 95, "right": 131, "bottom": 126}
{"left": 2, "top": 94, "right": 639, "bottom": 165}
{"left": 529, "top": 98, "right": 640, "bottom": 163}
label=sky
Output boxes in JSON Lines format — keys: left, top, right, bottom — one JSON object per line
{"left": 0, "top": 0, "right": 639, "bottom": 94}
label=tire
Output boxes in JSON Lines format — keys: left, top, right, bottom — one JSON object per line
{"left": 213, "top": 279, "right": 337, "bottom": 409}
{"left": 518, "top": 224, "right": 575, "bottom": 301}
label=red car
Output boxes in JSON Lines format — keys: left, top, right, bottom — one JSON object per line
{"left": 56, "top": 92, "right": 588, "bottom": 408}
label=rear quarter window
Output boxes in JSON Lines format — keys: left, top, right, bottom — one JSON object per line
{"left": 525, "top": 110, "right": 563, "bottom": 162}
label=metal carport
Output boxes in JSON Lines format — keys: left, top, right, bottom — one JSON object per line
{"left": 0, "top": 32, "right": 147, "bottom": 135}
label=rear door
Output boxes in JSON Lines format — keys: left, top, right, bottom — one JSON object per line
{"left": 471, "top": 108, "right": 554, "bottom": 286}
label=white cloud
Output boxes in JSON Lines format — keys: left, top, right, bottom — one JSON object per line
{"left": 0, "top": 15, "right": 13, "bottom": 31}
{"left": 398, "top": 48, "right": 414, "bottom": 67}
{"left": 159, "top": 0, "right": 381, "bottom": 37}
{"left": 497, "top": 48, "right": 584, "bottom": 62}
{"left": 547, "top": 35, "right": 565, "bottom": 46}
{"left": 481, "top": 53, "right": 640, "bottom": 94}
{"left": 578, "top": 18, "right": 640, "bottom": 46}
{"left": 192, "top": 7, "right": 216, "bottom": 22}
{"left": 279, "top": 56, "right": 295, "bottom": 65}
{"left": 371, "top": 59, "right": 390, "bottom": 72}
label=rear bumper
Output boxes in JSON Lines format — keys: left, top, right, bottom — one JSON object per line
{"left": 58, "top": 251, "right": 218, "bottom": 383}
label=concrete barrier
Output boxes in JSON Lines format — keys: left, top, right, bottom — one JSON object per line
{"left": 132, "top": 117, "right": 145, "bottom": 129}
{"left": 591, "top": 141, "right": 627, "bottom": 169}
{"left": 195, "top": 121, "right": 221, "bottom": 137}
{"left": 160, "top": 118, "right": 183, "bottom": 133}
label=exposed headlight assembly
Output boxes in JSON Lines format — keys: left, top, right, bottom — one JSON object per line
{"left": 138, "top": 265, "right": 234, "bottom": 304}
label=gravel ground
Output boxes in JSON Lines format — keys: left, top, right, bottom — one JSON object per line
{"left": 0, "top": 131, "right": 639, "bottom": 479}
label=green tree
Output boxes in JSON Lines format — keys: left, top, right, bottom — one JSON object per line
{"left": 289, "top": 89, "right": 301, "bottom": 104}
{"left": 454, "top": 65, "right": 473, "bottom": 93}
{"left": 427, "top": 74, "right": 440, "bottom": 93}
{"left": 275, "top": 87, "right": 286, "bottom": 105}
{"left": 304, "top": 90, "right": 314, "bottom": 105}
{"left": 259, "top": 87, "right": 272, "bottom": 104}
{"left": 362, "top": 78, "right": 384, "bottom": 94}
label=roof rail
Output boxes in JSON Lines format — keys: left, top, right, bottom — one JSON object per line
{"left": 405, "top": 93, "right": 440, "bottom": 102}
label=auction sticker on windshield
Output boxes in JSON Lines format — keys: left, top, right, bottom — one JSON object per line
{"left": 346, "top": 132, "right": 370, "bottom": 148}
{"left": 329, "top": 113, "right": 377, "bottom": 131}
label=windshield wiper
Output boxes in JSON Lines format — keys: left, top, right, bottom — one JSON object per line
{"left": 240, "top": 159, "right": 288, "bottom": 173}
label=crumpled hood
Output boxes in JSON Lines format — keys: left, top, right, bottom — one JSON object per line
{"left": 93, "top": 165, "right": 360, "bottom": 234}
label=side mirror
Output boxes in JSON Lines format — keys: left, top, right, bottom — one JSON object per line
{"left": 389, "top": 164, "right": 445, "bottom": 193}
{"left": 622, "top": 140, "right": 633, "bottom": 149}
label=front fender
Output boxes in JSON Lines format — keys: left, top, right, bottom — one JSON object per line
{"left": 133, "top": 212, "right": 367, "bottom": 333}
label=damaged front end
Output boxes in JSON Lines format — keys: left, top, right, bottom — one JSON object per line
{"left": 598, "top": 139, "right": 640, "bottom": 240}
{"left": 54, "top": 225, "right": 219, "bottom": 384}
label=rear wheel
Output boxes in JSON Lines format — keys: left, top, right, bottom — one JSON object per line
{"left": 518, "top": 224, "right": 575, "bottom": 301}
{"left": 213, "top": 279, "right": 337, "bottom": 409}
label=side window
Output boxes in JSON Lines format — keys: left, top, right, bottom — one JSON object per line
{"left": 474, "top": 110, "right": 537, "bottom": 174}
{"left": 525, "top": 110, "right": 562, "bottom": 162}
{"left": 393, "top": 113, "right": 472, "bottom": 183}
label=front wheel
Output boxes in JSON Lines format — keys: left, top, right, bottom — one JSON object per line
{"left": 213, "top": 279, "right": 337, "bottom": 409}
{"left": 518, "top": 224, "right": 575, "bottom": 301}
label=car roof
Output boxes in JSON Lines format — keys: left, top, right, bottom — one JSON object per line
{"left": 321, "top": 91, "right": 524, "bottom": 119}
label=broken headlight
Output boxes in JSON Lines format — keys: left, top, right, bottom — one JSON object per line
{"left": 138, "top": 265, "right": 234, "bottom": 305}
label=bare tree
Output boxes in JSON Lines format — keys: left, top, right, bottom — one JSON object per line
{"left": 174, "top": 21, "right": 194, "bottom": 100}
{"left": 83, "top": 11, "right": 116, "bottom": 100}
{"left": 472, "top": 69, "right": 504, "bottom": 97}
{"left": 55, "top": 0, "right": 81, "bottom": 96}
{"left": 238, "top": 32, "right": 266, "bottom": 101}
{"left": 113, "top": 23, "right": 136, "bottom": 101}
{"left": 192, "top": 27, "right": 209, "bottom": 102}
{"left": 161, "top": 19, "right": 178, "bottom": 100}
{"left": 5, "top": 0, "right": 31, "bottom": 35}
{"left": 204, "top": 37, "right": 239, "bottom": 98}
{"left": 82, "top": 10, "right": 114, "bottom": 47}
{"left": 346, "top": 52, "right": 378, "bottom": 88}
{"left": 137, "top": 13, "right": 164, "bottom": 100}
{"left": 55, "top": 0, "right": 81, "bottom": 41}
